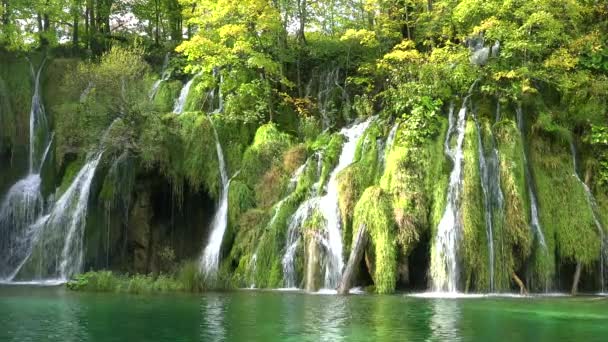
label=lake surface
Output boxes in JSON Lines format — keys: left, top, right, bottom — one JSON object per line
{"left": 1, "top": 286, "right": 607, "bottom": 341}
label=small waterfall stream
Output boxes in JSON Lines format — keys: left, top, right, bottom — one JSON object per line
{"left": 199, "top": 119, "right": 230, "bottom": 279}
{"left": 515, "top": 106, "right": 547, "bottom": 248}
{"left": 149, "top": 53, "right": 171, "bottom": 100}
{"left": 380, "top": 121, "right": 399, "bottom": 172}
{"left": 27, "top": 58, "right": 50, "bottom": 173}
{"left": 0, "top": 59, "right": 51, "bottom": 280}
{"left": 282, "top": 198, "right": 319, "bottom": 288}
{"left": 431, "top": 101, "right": 467, "bottom": 293}
{"left": 173, "top": 75, "right": 197, "bottom": 114}
{"left": 319, "top": 119, "right": 372, "bottom": 289}
{"left": 281, "top": 154, "right": 322, "bottom": 288}
{"left": 473, "top": 111, "right": 504, "bottom": 292}
{"left": 570, "top": 142, "right": 606, "bottom": 293}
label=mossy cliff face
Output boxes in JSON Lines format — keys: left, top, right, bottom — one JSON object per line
{"left": 2, "top": 49, "right": 607, "bottom": 294}
{"left": 0, "top": 52, "right": 32, "bottom": 194}
{"left": 353, "top": 187, "right": 397, "bottom": 294}
{"left": 530, "top": 130, "right": 601, "bottom": 291}
{"left": 462, "top": 119, "right": 490, "bottom": 292}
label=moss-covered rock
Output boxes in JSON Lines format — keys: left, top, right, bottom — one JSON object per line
{"left": 337, "top": 121, "right": 382, "bottom": 257}
{"left": 153, "top": 80, "right": 183, "bottom": 113}
{"left": 353, "top": 186, "right": 397, "bottom": 294}
{"left": 492, "top": 118, "right": 534, "bottom": 291}
{"left": 461, "top": 119, "right": 490, "bottom": 292}
{"left": 530, "top": 132, "right": 600, "bottom": 290}
{"left": 380, "top": 114, "right": 448, "bottom": 285}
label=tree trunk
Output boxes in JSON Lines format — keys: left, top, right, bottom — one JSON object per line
{"left": 297, "top": 0, "right": 307, "bottom": 44}
{"left": 154, "top": 0, "right": 160, "bottom": 45}
{"left": 404, "top": 5, "right": 411, "bottom": 40}
{"left": 338, "top": 224, "right": 368, "bottom": 295}
{"left": 512, "top": 272, "right": 528, "bottom": 295}
{"left": 72, "top": 12, "right": 79, "bottom": 48}
{"left": 572, "top": 262, "right": 582, "bottom": 295}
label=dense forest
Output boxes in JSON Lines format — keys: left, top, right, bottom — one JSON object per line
{"left": 0, "top": 0, "right": 607, "bottom": 295}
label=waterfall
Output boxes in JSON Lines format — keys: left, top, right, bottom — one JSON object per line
{"left": 0, "top": 175, "right": 44, "bottom": 280}
{"left": 19, "top": 152, "right": 103, "bottom": 280}
{"left": 199, "top": 118, "right": 231, "bottom": 279}
{"left": 431, "top": 100, "right": 467, "bottom": 293}
{"left": 570, "top": 142, "right": 606, "bottom": 293}
{"left": 0, "top": 58, "right": 52, "bottom": 280}
{"left": 27, "top": 58, "right": 50, "bottom": 173}
{"left": 515, "top": 106, "right": 547, "bottom": 248}
{"left": 316, "top": 68, "right": 349, "bottom": 129}
{"left": 473, "top": 112, "right": 505, "bottom": 292}
{"left": 380, "top": 121, "right": 399, "bottom": 171}
{"left": 282, "top": 198, "right": 319, "bottom": 288}
{"left": 173, "top": 75, "right": 197, "bottom": 114}
{"left": 280, "top": 154, "right": 322, "bottom": 288}
{"left": 319, "top": 118, "right": 372, "bottom": 289}
{"left": 149, "top": 53, "right": 171, "bottom": 100}
{"left": 210, "top": 68, "right": 224, "bottom": 114}
{"left": 280, "top": 118, "right": 371, "bottom": 291}
{"left": 4, "top": 119, "right": 118, "bottom": 281}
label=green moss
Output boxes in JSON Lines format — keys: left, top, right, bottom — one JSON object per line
{"left": 353, "top": 187, "right": 397, "bottom": 294}
{"left": 530, "top": 134, "right": 600, "bottom": 290}
{"left": 337, "top": 121, "right": 382, "bottom": 257}
{"left": 380, "top": 116, "right": 448, "bottom": 262}
{"left": 58, "top": 159, "right": 85, "bottom": 196}
{"left": 461, "top": 120, "right": 490, "bottom": 292}
{"left": 226, "top": 209, "right": 267, "bottom": 288}
{"left": 312, "top": 133, "right": 345, "bottom": 189}
{"left": 153, "top": 80, "right": 182, "bottom": 113}
{"left": 494, "top": 119, "right": 533, "bottom": 289}
{"left": 0, "top": 51, "right": 32, "bottom": 149}
{"left": 240, "top": 123, "right": 293, "bottom": 191}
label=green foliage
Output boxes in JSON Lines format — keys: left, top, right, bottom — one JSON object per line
{"left": 353, "top": 187, "right": 396, "bottom": 294}
{"left": 67, "top": 261, "right": 204, "bottom": 294}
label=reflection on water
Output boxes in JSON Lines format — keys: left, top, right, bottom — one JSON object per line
{"left": 200, "top": 294, "right": 226, "bottom": 341}
{"left": 314, "top": 296, "right": 347, "bottom": 341}
{"left": 2, "top": 287, "right": 608, "bottom": 341}
{"left": 0, "top": 286, "right": 87, "bottom": 342}
{"left": 428, "top": 299, "right": 461, "bottom": 342}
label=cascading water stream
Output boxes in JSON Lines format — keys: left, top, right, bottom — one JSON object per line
{"left": 472, "top": 112, "right": 505, "bottom": 292}
{"left": 280, "top": 153, "right": 322, "bottom": 288}
{"left": 199, "top": 118, "right": 231, "bottom": 279}
{"left": 0, "top": 58, "right": 52, "bottom": 281}
{"left": 431, "top": 101, "right": 465, "bottom": 293}
{"left": 173, "top": 74, "right": 198, "bottom": 114}
{"left": 19, "top": 151, "right": 104, "bottom": 281}
{"left": 27, "top": 58, "right": 50, "bottom": 173}
{"left": 149, "top": 53, "right": 171, "bottom": 100}
{"left": 5, "top": 119, "right": 117, "bottom": 281}
{"left": 515, "top": 106, "right": 547, "bottom": 249}
{"left": 570, "top": 142, "right": 606, "bottom": 293}
{"left": 282, "top": 198, "right": 319, "bottom": 288}
{"left": 431, "top": 81, "right": 479, "bottom": 293}
{"left": 319, "top": 118, "right": 372, "bottom": 289}
{"left": 380, "top": 121, "right": 399, "bottom": 172}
